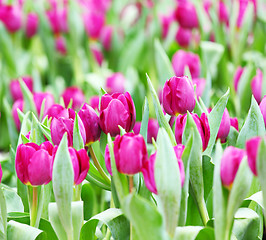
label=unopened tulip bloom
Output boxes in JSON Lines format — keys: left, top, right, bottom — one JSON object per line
{"left": 192, "top": 78, "right": 206, "bottom": 98}
{"left": 90, "top": 96, "right": 100, "bottom": 111}
{"left": 216, "top": 108, "right": 230, "bottom": 142}
{"left": 230, "top": 117, "right": 239, "bottom": 131}
{"left": 175, "top": 113, "right": 210, "bottom": 151}
{"left": 162, "top": 76, "right": 195, "bottom": 116}
{"left": 251, "top": 69, "right": 263, "bottom": 103}
{"left": 133, "top": 120, "right": 159, "bottom": 144}
{"left": 83, "top": 11, "right": 105, "bottom": 39}
{"left": 78, "top": 103, "right": 101, "bottom": 145}
{"left": 91, "top": 46, "right": 104, "bottom": 66}
{"left": 61, "top": 87, "right": 85, "bottom": 110}
{"left": 15, "top": 142, "right": 54, "bottom": 186}
{"left": 105, "top": 133, "right": 148, "bottom": 175}
{"left": 0, "top": 5, "right": 22, "bottom": 33}
{"left": 160, "top": 14, "right": 173, "bottom": 39}
{"left": 25, "top": 12, "right": 38, "bottom": 38}
{"left": 259, "top": 95, "right": 266, "bottom": 126}
{"left": 106, "top": 73, "right": 126, "bottom": 94}
{"left": 175, "top": 1, "right": 198, "bottom": 29}
{"left": 175, "top": 27, "right": 192, "bottom": 48}
{"left": 237, "top": 0, "right": 257, "bottom": 28}
{"left": 234, "top": 66, "right": 244, "bottom": 92}
{"left": 220, "top": 146, "right": 246, "bottom": 188}
{"left": 10, "top": 76, "right": 33, "bottom": 101}
{"left": 46, "top": 6, "right": 68, "bottom": 34}
{"left": 141, "top": 145, "right": 185, "bottom": 194}
{"left": 55, "top": 35, "right": 67, "bottom": 55}
{"left": 100, "top": 25, "right": 113, "bottom": 51}
{"left": 99, "top": 92, "right": 136, "bottom": 137}
{"left": 246, "top": 136, "right": 262, "bottom": 176}
{"left": 133, "top": 122, "right": 141, "bottom": 135}
{"left": 218, "top": 1, "right": 229, "bottom": 25}
{"left": 46, "top": 104, "right": 69, "bottom": 120}
{"left": 11, "top": 99, "right": 24, "bottom": 130}
{"left": 33, "top": 92, "right": 54, "bottom": 116}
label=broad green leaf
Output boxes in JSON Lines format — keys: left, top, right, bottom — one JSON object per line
{"left": 155, "top": 129, "right": 181, "bottom": 236}
{"left": 30, "top": 113, "right": 46, "bottom": 145}
{"left": 99, "top": 131, "right": 107, "bottom": 156}
{"left": 226, "top": 127, "right": 239, "bottom": 147}
{"left": 174, "top": 226, "right": 203, "bottom": 240}
{"left": 73, "top": 113, "right": 84, "bottom": 150}
{"left": 17, "top": 111, "right": 31, "bottom": 146}
{"left": 71, "top": 201, "right": 83, "bottom": 240}
{"left": 245, "top": 191, "right": 264, "bottom": 210}
{"left": 39, "top": 124, "right": 52, "bottom": 143}
{"left": 0, "top": 187, "right": 7, "bottom": 239}
{"left": 139, "top": 97, "right": 149, "bottom": 143}
{"left": 2, "top": 185, "right": 24, "bottom": 213}
{"left": 80, "top": 208, "right": 129, "bottom": 240}
{"left": 236, "top": 96, "right": 266, "bottom": 148}
{"left": 81, "top": 183, "right": 96, "bottom": 220}
{"left": 204, "top": 89, "right": 230, "bottom": 156}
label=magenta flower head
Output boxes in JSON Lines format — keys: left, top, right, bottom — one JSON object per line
{"left": 46, "top": 104, "right": 69, "bottom": 120}
{"left": 192, "top": 78, "right": 206, "bottom": 98}
{"left": 12, "top": 99, "right": 24, "bottom": 131}
{"left": 172, "top": 50, "right": 201, "bottom": 78}
{"left": 230, "top": 117, "right": 239, "bottom": 131}
{"left": 33, "top": 92, "right": 54, "bottom": 117}
{"left": 259, "top": 95, "right": 266, "bottom": 127}
{"left": 141, "top": 144, "right": 185, "bottom": 194}
{"left": 237, "top": 0, "right": 257, "bottom": 28}
{"left": 0, "top": 5, "right": 22, "bottom": 33}
{"left": 216, "top": 108, "right": 230, "bottom": 142}
{"left": 78, "top": 103, "right": 101, "bottom": 145}
{"left": 162, "top": 76, "right": 196, "bottom": 116}
{"left": 133, "top": 122, "right": 141, "bottom": 135}
{"left": 220, "top": 146, "right": 246, "bottom": 188}
{"left": 99, "top": 92, "right": 136, "bottom": 137}
{"left": 174, "top": 1, "right": 198, "bottom": 29}
{"left": 90, "top": 95, "right": 100, "bottom": 111}
{"left": 25, "top": 12, "right": 39, "bottom": 38}
{"left": 83, "top": 11, "right": 105, "bottom": 39}
{"left": 218, "top": 1, "right": 229, "bottom": 25}
{"left": 234, "top": 66, "right": 244, "bottom": 92}
{"left": 15, "top": 141, "right": 54, "bottom": 186}
{"left": 175, "top": 26, "right": 192, "bottom": 48}
{"left": 61, "top": 86, "right": 85, "bottom": 111}
{"left": 55, "top": 35, "right": 67, "bottom": 55}
{"left": 246, "top": 136, "right": 262, "bottom": 176}
{"left": 147, "top": 119, "right": 159, "bottom": 143}
{"left": 160, "top": 14, "right": 173, "bottom": 39}
{"left": 251, "top": 69, "right": 263, "bottom": 103}
{"left": 106, "top": 73, "right": 126, "bottom": 94}
{"left": 175, "top": 113, "right": 210, "bottom": 151}
{"left": 100, "top": 25, "right": 113, "bottom": 51}
{"left": 10, "top": 76, "right": 33, "bottom": 101}
{"left": 105, "top": 133, "right": 148, "bottom": 175}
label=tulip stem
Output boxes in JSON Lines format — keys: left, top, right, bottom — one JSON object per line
{"left": 88, "top": 145, "right": 111, "bottom": 185}
{"left": 28, "top": 186, "right": 38, "bottom": 227}
{"left": 129, "top": 176, "right": 134, "bottom": 193}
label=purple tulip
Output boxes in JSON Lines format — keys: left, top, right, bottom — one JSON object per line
{"left": 99, "top": 92, "right": 136, "bottom": 137}
{"left": 25, "top": 12, "right": 38, "bottom": 38}
{"left": 46, "top": 5, "right": 68, "bottom": 34}
{"left": 106, "top": 73, "right": 126, "bottom": 94}
{"left": 233, "top": 66, "right": 244, "bottom": 92}
{"left": 160, "top": 14, "right": 173, "bottom": 39}
{"left": 0, "top": 4, "right": 22, "bottom": 33}
{"left": 105, "top": 133, "right": 148, "bottom": 175}
{"left": 11, "top": 99, "right": 24, "bottom": 131}
{"left": 175, "top": 26, "right": 192, "bottom": 48}
{"left": 141, "top": 144, "right": 185, "bottom": 194}
{"left": 251, "top": 69, "right": 263, "bottom": 103}
{"left": 162, "top": 76, "right": 196, "bottom": 116}
{"left": 220, "top": 146, "right": 246, "bottom": 188}
{"left": 133, "top": 121, "right": 141, "bottom": 135}
{"left": 100, "top": 25, "right": 113, "bottom": 51}
{"left": 237, "top": 0, "right": 257, "bottom": 28}
{"left": 33, "top": 92, "right": 54, "bottom": 117}
{"left": 174, "top": 1, "right": 198, "bottom": 29}
{"left": 55, "top": 35, "right": 67, "bottom": 55}
{"left": 61, "top": 87, "right": 85, "bottom": 110}
{"left": 10, "top": 76, "right": 33, "bottom": 101}
{"left": 0, "top": 163, "right": 2, "bottom": 183}
{"left": 15, "top": 142, "right": 54, "bottom": 186}
{"left": 83, "top": 11, "right": 105, "bottom": 39}
{"left": 192, "top": 78, "right": 206, "bottom": 98}
{"left": 46, "top": 104, "right": 69, "bottom": 120}
{"left": 259, "top": 95, "right": 266, "bottom": 127}
{"left": 78, "top": 103, "right": 101, "bottom": 145}
{"left": 218, "top": 1, "right": 229, "bottom": 25}
{"left": 90, "top": 96, "right": 100, "bottom": 111}
{"left": 91, "top": 46, "right": 104, "bottom": 66}
{"left": 175, "top": 113, "right": 210, "bottom": 151}
{"left": 172, "top": 50, "right": 201, "bottom": 79}
{"left": 216, "top": 108, "right": 230, "bottom": 142}
{"left": 246, "top": 136, "right": 262, "bottom": 176}
{"left": 230, "top": 117, "right": 239, "bottom": 131}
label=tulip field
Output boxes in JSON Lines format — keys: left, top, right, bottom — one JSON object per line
{"left": 1, "top": 0, "right": 266, "bottom": 239}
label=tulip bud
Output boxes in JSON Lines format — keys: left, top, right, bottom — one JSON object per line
{"left": 55, "top": 35, "right": 67, "bottom": 55}
{"left": 233, "top": 66, "right": 244, "bottom": 92}
{"left": 174, "top": 1, "right": 198, "bottom": 29}
{"left": 46, "top": 104, "right": 69, "bottom": 120}
{"left": 11, "top": 99, "right": 24, "bottom": 131}
{"left": 259, "top": 95, "right": 266, "bottom": 127}
{"left": 61, "top": 87, "right": 85, "bottom": 110}
{"left": 133, "top": 122, "right": 141, "bottom": 135}
{"left": 160, "top": 14, "right": 173, "bottom": 39}
{"left": 251, "top": 69, "right": 263, "bottom": 103}
{"left": 100, "top": 25, "right": 113, "bottom": 51}
{"left": 0, "top": 5, "right": 22, "bottom": 33}
{"left": 162, "top": 76, "right": 195, "bottom": 116}
{"left": 230, "top": 117, "right": 239, "bottom": 131}
{"left": 172, "top": 50, "right": 201, "bottom": 78}
{"left": 46, "top": 6, "right": 68, "bottom": 34}
{"left": 106, "top": 73, "right": 126, "bottom": 94}
{"left": 99, "top": 92, "right": 136, "bottom": 137}
{"left": 147, "top": 119, "right": 159, "bottom": 143}
{"left": 105, "top": 133, "right": 148, "bottom": 175}
{"left": 175, "top": 26, "right": 192, "bottom": 48}
{"left": 218, "top": 1, "right": 229, "bottom": 25}
{"left": 237, "top": 0, "right": 256, "bottom": 28}
{"left": 33, "top": 92, "right": 54, "bottom": 117}
{"left": 90, "top": 96, "right": 100, "bottom": 111}
{"left": 10, "top": 76, "right": 33, "bottom": 101}
{"left": 141, "top": 144, "right": 185, "bottom": 194}
{"left": 78, "top": 103, "right": 101, "bottom": 145}
{"left": 220, "top": 146, "right": 246, "bottom": 188}
{"left": 216, "top": 108, "right": 230, "bottom": 142}
{"left": 25, "top": 12, "right": 38, "bottom": 38}
{"left": 192, "top": 78, "right": 206, "bottom": 98}
{"left": 15, "top": 142, "right": 54, "bottom": 186}
{"left": 83, "top": 11, "right": 105, "bottom": 39}
{"left": 175, "top": 113, "right": 210, "bottom": 151}
{"left": 0, "top": 163, "right": 2, "bottom": 183}
{"left": 91, "top": 46, "right": 104, "bottom": 66}
{"left": 246, "top": 136, "right": 261, "bottom": 176}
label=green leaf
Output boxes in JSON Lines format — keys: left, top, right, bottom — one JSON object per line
{"left": 236, "top": 96, "right": 266, "bottom": 148}
{"left": 99, "top": 131, "right": 107, "bottom": 156}
{"left": 155, "top": 128, "right": 181, "bottom": 236}
{"left": 80, "top": 208, "right": 129, "bottom": 240}
{"left": 81, "top": 183, "right": 96, "bottom": 220}
{"left": 2, "top": 185, "right": 24, "bottom": 213}
{"left": 52, "top": 134, "right": 73, "bottom": 238}
{"left": 123, "top": 194, "right": 168, "bottom": 240}
{"left": 71, "top": 201, "right": 83, "bottom": 240}
{"left": 30, "top": 113, "right": 46, "bottom": 145}
{"left": 73, "top": 113, "right": 84, "bottom": 150}
{"left": 174, "top": 226, "right": 203, "bottom": 240}
{"left": 39, "top": 124, "right": 52, "bottom": 142}
{"left": 17, "top": 111, "right": 31, "bottom": 146}
{"left": 0, "top": 187, "right": 7, "bottom": 239}
{"left": 204, "top": 89, "right": 230, "bottom": 156}
{"left": 139, "top": 97, "right": 149, "bottom": 143}
{"left": 226, "top": 127, "right": 239, "bottom": 147}
{"left": 245, "top": 191, "right": 264, "bottom": 210}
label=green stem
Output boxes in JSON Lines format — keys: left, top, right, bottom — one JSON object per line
{"left": 129, "top": 176, "right": 134, "bottom": 193}
{"left": 198, "top": 197, "right": 210, "bottom": 226}
{"left": 88, "top": 145, "right": 111, "bottom": 185}
{"left": 29, "top": 186, "right": 38, "bottom": 227}
{"left": 73, "top": 184, "right": 82, "bottom": 201}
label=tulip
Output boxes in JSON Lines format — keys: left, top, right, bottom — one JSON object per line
{"left": 61, "top": 87, "right": 85, "bottom": 110}
{"left": 175, "top": 113, "right": 210, "bottom": 151}
{"left": 11, "top": 99, "right": 24, "bottom": 131}
{"left": 105, "top": 133, "right": 148, "bottom": 175}
{"left": 220, "top": 146, "right": 246, "bottom": 188}
{"left": 0, "top": 5, "right": 22, "bottom": 33}
{"left": 259, "top": 95, "right": 266, "bottom": 127}
{"left": 162, "top": 76, "right": 196, "bottom": 116}
{"left": 83, "top": 11, "right": 105, "bottom": 39}
{"left": 33, "top": 92, "right": 54, "bottom": 117}
{"left": 55, "top": 35, "right": 67, "bottom": 55}
{"left": 172, "top": 50, "right": 201, "bottom": 79}
{"left": 192, "top": 78, "right": 206, "bottom": 98}
{"left": 230, "top": 117, "right": 239, "bottom": 131}
{"left": 141, "top": 145, "right": 185, "bottom": 194}
{"left": 46, "top": 104, "right": 69, "bottom": 120}
{"left": 246, "top": 136, "right": 262, "bottom": 176}
{"left": 90, "top": 96, "right": 100, "bottom": 111}
{"left": 25, "top": 12, "right": 38, "bottom": 38}
{"left": 233, "top": 66, "right": 244, "bottom": 92}
{"left": 99, "top": 92, "right": 136, "bottom": 137}
{"left": 175, "top": 1, "right": 198, "bottom": 29}
{"left": 218, "top": 1, "right": 229, "bottom": 25}
{"left": 160, "top": 14, "right": 173, "bottom": 39}
{"left": 100, "top": 25, "right": 113, "bottom": 51}
{"left": 78, "top": 103, "right": 101, "bottom": 145}
{"left": 120, "top": 3, "right": 142, "bottom": 28}
{"left": 91, "top": 46, "right": 104, "bottom": 66}
{"left": 216, "top": 108, "right": 230, "bottom": 142}
{"left": 251, "top": 69, "right": 263, "bottom": 103}
{"left": 15, "top": 142, "right": 53, "bottom": 186}
{"left": 133, "top": 122, "right": 141, "bottom": 135}
{"left": 237, "top": 0, "right": 257, "bottom": 28}
{"left": 46, "top": 6, "right": 68, "bottom": 34}
{"left": 106, "top": 73, "right": 126, "bottom": 94}
{"left": 175, "top": 26, "right": 192, "bottom": 48}
{"left": 0, "top": 163, "right": 2, "bottom": 183}
{"left": 10, "top": 76, "right": 33, "bottom": 101}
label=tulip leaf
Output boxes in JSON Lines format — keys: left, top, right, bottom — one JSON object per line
{"left": 0, "top": 187, "right": 7, "bottom": 240}
{"left": 173, "top": 226, "right": 203, "bottom": 240}
{"left": 227, "top": 127, "right": 239, "bottom": 147}
{"left": 122, "top": 194, "right": 168, "bottom": 240}
{"left": 245, "top": 191, "right": 264, "bottom": 210}
{"left": 204, "top": 89, "right": 230, "bottom": 156}
{"left": 99, "top": 131, "right": 107, "bottom": 156}
{"left": 30, "top": 113, "right": 46, "bottom": 145}
{"left": 17, "top": 111, "right": 31, "bottom": 146}
{"left": 39, "top": 124, "right": 52, "bottom": 142}
{"left": 146, "top": 74, "right": 176, "bottom": 145}
{"left": 155, "top": 128, "right": 181, "bottom": 237}
{"left": 80, "top": 208, "right": 129, "bottom": 240}
{"left": 73, "top": 113, "right": 84, "bottom": 150}
{"left": 71, "top": 201, "right": 83, "bottom": 240}
{"left": 81, "top": 183, "right": 96, "bottom": 220}
{"left": 236, "top": 96, "right": 266, "bottom": 148}
{"left": 52, "top": 133, "right": 74, "bottom": 239}
{"left": 139, "top": 97, "right": 149, "bottom": 143}
{"left": 154, "top": 39, "right": 174, "bottom": 86}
